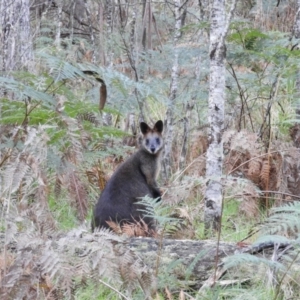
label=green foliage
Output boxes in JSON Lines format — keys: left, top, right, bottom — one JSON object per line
{"left": 226, "top": 23, "right": 300, "bottom": 141}
{"left": 73, "top": 280, "right": 118, "bottom": 300}
{"left": 48, "top": 195, "right": 79, "bottom": 230}
{"left": 197, "top": 285, "right": 277, "bottom": 300}
{"left": 137, "top": 195, "right": 178, "bottom": 228}
{"left": 221, "top": 199, "right": 258, "bottom": 242}
{"left": 0, "top": 76, "right": 54, "bottom": 107}
{"left": 228, "top": 24, "right": 268, "bottom": 50}
{"left": 224, "top": 252, "right": 285, "bottom": 271}
{"left": 38, "top": 52, "right": 88, "bottom": 82}
{"left": 260, "top": 201, "right": 300, "bottom": 236}
{"left": 215, "top": 201, "right": 300, "bottom": 300}
{"left": 195, "top": 198, "right": 259, "bottom": 242}
{"left": 181, "top": 21, "right": 210, "bottom": 33}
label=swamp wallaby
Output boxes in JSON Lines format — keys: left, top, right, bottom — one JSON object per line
{"left": 92, "top": 120, "right": 164, "bottom": 231}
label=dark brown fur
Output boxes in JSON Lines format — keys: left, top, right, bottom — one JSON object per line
{"left": 92, "top": 120, "right": 163, "bottom": 231}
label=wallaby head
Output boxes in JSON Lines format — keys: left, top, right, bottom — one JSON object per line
{"left": 140, "top": 120, "right": 163, "bottom": 154}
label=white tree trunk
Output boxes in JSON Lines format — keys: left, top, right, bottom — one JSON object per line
{"left": 163, "top": 0, "right": 181, "bottom": 179}
{"left": 204, "top": 0, "right": 236, "bottom": 234}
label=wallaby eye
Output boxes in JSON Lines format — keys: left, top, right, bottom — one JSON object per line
{"left": 156, "top": 138, "right": 160, "bottom": 144}
{"left": 145, "top": 139, "right": 149, "bottom": 145}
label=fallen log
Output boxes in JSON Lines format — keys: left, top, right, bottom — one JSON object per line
{"left": 0, "top": 229, "right": 296, "bottom": 292}
{"left": 128, "top": 237, "right": 237, "bottom": 284}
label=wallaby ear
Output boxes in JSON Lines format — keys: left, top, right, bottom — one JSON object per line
{"left": 154, "top": 120, "right": 163, "bottom": 133}
{"left": 140, "top": 122, "right": 150, "bottom": 135}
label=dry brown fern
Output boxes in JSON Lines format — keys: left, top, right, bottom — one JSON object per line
{"left": 164, "top": 207, "right": 196, "bottom": 239}
{"left": 0, "top": 214, "right": 156, "bottom": 300}
{"left": 289, "top": 123, "right": 300, "bottom": 148}
{"left": 106, "top": 220, "right": 157, "bottom": 237}
{"left": 86, "top": 161, "right": 108, "bottom": 191}
{"left": 163, "top": 177, "right": 204, "bottom": 205}
{"left": 223, "top": 130, "right": 262, "bottom": 175}
{"left": 122, "top": 113, "right": 138, "bottom": 147}
{"left": 54, "top": 174, "right": 63, "bottom": 199}
{"left": 274, "top": 142, "right": 300, "bottom": 202}
{"left": 189, "top": 132, "right": 208, "bottom": 159}
{"left": 247, "top": 158, "right": 262, "bottom": 184}
{"left": 223, "top": 130, "right": 287, "bottom": 213}
{"left": 223, "top": 130, "right": 283, "bottom": 192}
{"left": 106, "top": 220, "right": 124, "bottom": 234}
{"left": 122, "top": 220, "right": 157, "bottom": 238}
{"left": 224, "top": 177, "right": 261, "bottom": 218}
{"left": 260, "top": 158, "right": 271, "bottom": 189}
{"left": 184, "top": 132, "right": 208, "bottom": 177}
{"left": 239, "top": 195, "right": 260, "bottom": 218}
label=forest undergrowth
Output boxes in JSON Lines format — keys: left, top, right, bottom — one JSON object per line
{"left": 1, "top": 0, "right": 300, "bottom": 299}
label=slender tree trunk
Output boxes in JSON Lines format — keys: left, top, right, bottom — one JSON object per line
{"left": 130, "top": 5, "right": 146, "bottom": 122}
{"left": 54, "top": 0, "right": 63, "bottom": 49}
{"left": 84, "top": 0, "right": 96, "bottom": 64}
{"left": 140, "top": 0, "right": 151, "bottom": 81}
{"left": 98, "top": 2, "right": 106, "bottom": 65}
{"left": 204, "top": 0, "right": 236, "bottom": 235}
{"left": 180, "top": 0, "right": 208, "bottom": 169}
{"left": 293, "top": 0, "right": 300, "bottom": 119}
{"left": 105, "top": 0, "right": 115, "bottom": 67}
{"left": 69, "top": 2, "right": 76, "bottom": 43}
{"left": 163, "top": 0, "right": 182, "bottom": 179}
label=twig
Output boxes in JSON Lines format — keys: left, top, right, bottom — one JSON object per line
{"left": 261, "top": 190, "right": 300, "bottom": 200}
{"left": 258, "top": 74, "right": 280, "bottom": 140}
{"left": 227, "top": 63, "right": 254, "bottom": 131}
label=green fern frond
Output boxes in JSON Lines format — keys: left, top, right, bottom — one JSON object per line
{"left": 228, "top": 26, "right": 268, "bottom": 50}
{"left": 0, "top": 76, "right": 54, "bottom": 107}
{"left": 260, "top": 202, "right": 300, "bottom": 236}
{"left": 0, "top": 99, "right": 27, "bottom": 124}
{"left": 185, "top": 248, "right": 210, "bottom": 281}
{"left": 136, "top": 196, "right": 177, "bottom": 227}
{"left": 37, "top": 52, "right": 88, "bottom": 83}
{"left": 252, "top": 235, "right": 291, "bottom": 246}
{"left": 223, "top": 253, "right": 285, "bottom": 271}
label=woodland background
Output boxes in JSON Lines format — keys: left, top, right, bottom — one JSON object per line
{"left": 1, "top": 0, "right": 300, "bottom": 299}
